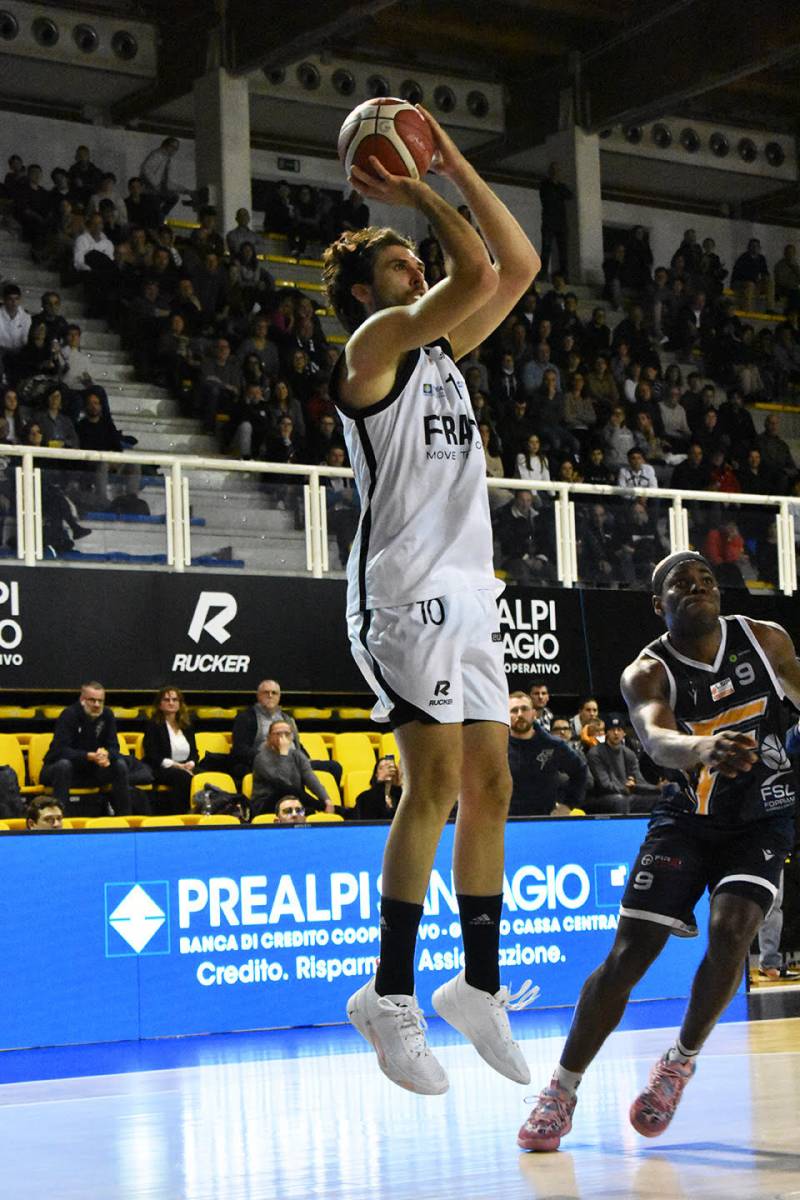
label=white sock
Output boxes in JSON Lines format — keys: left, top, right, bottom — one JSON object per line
{"left": 554, "top": 1064, "right": 583, "bottom": 1095}
{"left": 667, "top": 1039, "right": 699, "bottom": 1064}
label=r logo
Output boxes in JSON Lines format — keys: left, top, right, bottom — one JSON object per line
{"left": 434, "top": 680, "right": 451, "bottom": 697}
{"left": 187, "top": 592, "right": 237, "bottom": 645}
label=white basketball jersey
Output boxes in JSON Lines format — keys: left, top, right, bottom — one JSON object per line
{"left": 332, "top": 338, "right": 499, "bottom": 615}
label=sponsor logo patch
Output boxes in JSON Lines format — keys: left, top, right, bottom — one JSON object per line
{"left": 710, "top": 677, "right": 734, "bottom": 702}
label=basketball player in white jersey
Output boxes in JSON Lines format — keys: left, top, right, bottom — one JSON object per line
{"left": 322, "top": 108, "right": 540, "bottom": 1094}
{"left": 519, "top": 551, "right": 800, "bottom": 1150}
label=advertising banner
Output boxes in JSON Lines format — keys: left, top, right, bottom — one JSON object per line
{"left": 0, "top": 818, "right": 727, "bottom": 1051}
{"left": 0, "top": 567, "right": 592, "bottom": 697}
{"left": 499, "top": 588, "right": 589, "bottom": 693}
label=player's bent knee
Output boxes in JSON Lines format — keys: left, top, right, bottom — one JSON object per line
{"left": 603, "top": 932, "right": 664, "bottom": 989}
{"left": 401, "top": 784, "right": 461, "bottom": 818}
{"left": 708, "top": 909, "right": 763, "bottom": 957}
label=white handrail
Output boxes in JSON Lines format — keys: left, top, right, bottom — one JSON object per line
{"left": 3, "top": 444, "right": 798, "bottom": 594}
{"left": 14, "top": 466, "right": 25, "bottom": 563}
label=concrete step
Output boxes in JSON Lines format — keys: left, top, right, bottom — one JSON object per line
{"left": 131, "top": 428, "right": 220, "bottom": 455}
{"left": 82, "top": 332, "right": 122, "bottom": 351}
{"left": 106, "top": 394, "right": 182, "bottom": 418}
{"left": 72, "top": 362, "right": 137, "bottom": 383}
{"left": 74, "top": 521, "right": 318, "bottom": 572}
{"left": 82, "top": 349, "right": 130, "bottom": 366}
{"left": 104, "top": 381, "right": 172, "bottom": 399}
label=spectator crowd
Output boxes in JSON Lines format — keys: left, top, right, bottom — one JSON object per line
{"left": 2, "top": 139, "right": 800, "bottom": 587}
{"left": 0, "top": 141, "right": 365, "bottom": 559}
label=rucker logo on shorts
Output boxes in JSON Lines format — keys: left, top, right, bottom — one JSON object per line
{"left": 429, "top": 680, "right": 453, "bottom": 706}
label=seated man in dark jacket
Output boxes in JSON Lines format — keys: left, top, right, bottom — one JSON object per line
{"left": 230, "top": 678, "right": 341, "bottom": 786}
{"left": 40, "top": 681, "right": 131, "bottom": 815}
{"left": 586, "top": 717, "right": 659, "bottom": 815}
{"left": 508, "top": 692, "right": 587, "bottom": 816}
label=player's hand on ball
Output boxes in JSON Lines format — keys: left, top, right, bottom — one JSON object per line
{"left": 349, "top": 159, "right": 426, "bottom": 207}
{"left": 415, "top": 106, "right": 464, "bottom": 177}
{"left": 698, "top": 731, "right": 758, "bottom": 777}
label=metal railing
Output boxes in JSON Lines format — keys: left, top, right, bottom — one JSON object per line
{"left": 4, "top": 443, "right": 797, "bottom": 594}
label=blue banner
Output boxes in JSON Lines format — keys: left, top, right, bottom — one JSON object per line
{"left": 0, "top": 819, "right": 728, "bottom": 1050}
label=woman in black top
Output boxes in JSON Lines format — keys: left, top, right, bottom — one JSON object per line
{"left": 354, "top": 756, "right": 402, "bottom": 821}
{"left": 143, "top": 684, "right": 199, "bottom": 812}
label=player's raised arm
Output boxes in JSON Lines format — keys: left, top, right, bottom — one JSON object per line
{"left": 416, "top": 107, "right": 541, "bottom": 359}
{"left": 336, "top": 161, "right": 496, "bottom": 406}
{"left": 621, "top": 657, "right": 758, "bottom": 779}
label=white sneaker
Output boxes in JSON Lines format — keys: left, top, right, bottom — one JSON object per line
{"left": 347, "top": 978, "right": 449, "bottom": 1095}
{"left": 431, "top": 970, "right": 539, "bottom": 1084}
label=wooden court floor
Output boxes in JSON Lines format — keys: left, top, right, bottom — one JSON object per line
{"left": 0, "top": 1007, "right": 798, "bottom": 1199}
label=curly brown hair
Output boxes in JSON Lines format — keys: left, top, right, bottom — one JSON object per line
{"left": 152, "top": 684, "right": 191, "bottom": 729}
{"left": 322, "top": 226, "right": 416, "bottom": 334}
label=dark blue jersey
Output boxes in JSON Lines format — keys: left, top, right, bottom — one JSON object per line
{"left": 642, "top": 615, "right": 795, "bottom": 826}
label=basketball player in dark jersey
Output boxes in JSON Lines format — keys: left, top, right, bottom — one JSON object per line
{"left": 519, "top": 550, "right": 800, "bottom": 1150}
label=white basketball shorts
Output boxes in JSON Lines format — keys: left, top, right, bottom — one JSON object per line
{"left": 347, "top": 589, "right": 509, "bottom": 728}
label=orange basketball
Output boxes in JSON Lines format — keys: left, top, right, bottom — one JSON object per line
{"left": 338, "top": 97, "right": 435, "bottom": 181}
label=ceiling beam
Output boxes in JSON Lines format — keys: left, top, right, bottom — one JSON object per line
{"left": 226, "top": 0, "right": 399, "bottom": 77}
{"left": 109, "top": 3, "right": 216, "bottom": 125}
{"left": 467, "top": 74, "right": 565, "bottom": 168}
{"left": 740, "top": 183, "right": 800, "bottom": 222}
{"left": 579, "top": 0, "right": 800, "bottom": 131}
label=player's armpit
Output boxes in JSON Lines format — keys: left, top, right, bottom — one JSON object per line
{"left": 747, "top": 619, "right": 800, "bottom": 709}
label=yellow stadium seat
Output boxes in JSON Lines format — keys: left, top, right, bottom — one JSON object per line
{"left": 0, "top": 706, "right": 37, "bottom": 719}
{"left": 306, "top": 812, "right": 344, "bottom": 823}
{"left": 194, "top": 707, "right": 239, "bottom": 720}
{"left": 241, "top": 773, "right": 253, "bottom": 798}
{"left": 61, "top": 817, "right": 87, "bottom": 829}
{"left": 336, "top": 707, "right": 373, "bottom": 721}
{"left": 189, "top": 771, "right": 236, "bottom": 800}
{"left": 3, "top": 817, "right": 26, "bottom": 830}
{"left": 299, "top": 732, "right": 329, "bottom": 761}
{"left": 251, "top": 814, "right": 275, "bottom": 825}
{"left": 85, "top": 817, "right": 131, "bottom": 830}
{"left": 0, "top": 733, "right": 27, "bottom": 789}
{"left": 291, "top": 707, "right": 333, "bottom": 720}
{"left": 179, "top": 813, "right": 202, "bottom": 825}
{"left": 196, "top": 732, "right": 232, "bottom": 758}
{"left": 0, "top": 820, "right": 10, "bottom": 831}
{"left": 332, "top": 733, "right": 376, "bottom": 776}
{"left": 379, "top": 732, "right": 399, "bottom": 760}
{"left": 568, "top": 808, "right": 587, "bottom": 817}
{"left": 111, "top": 707, "right": 141, "bottom": 719}
{"left": 138, "top": 816, "right": 185, "bottom": 828}
{"left": 197, "top": 814, "right": 241, "bottom": 826}
{"left": 318, "top": 776, "right": 342, "bottom": 808}
{"left": 344, "top": 769, "right": 372, "bottom": 809}
{"left": 26, "top": 732, "right": 52, "bottom": 788}
{"left": 41, "top": 706, "right": 64, "bottom": 719}
{"left": 119, "top": 731, "right": 144, "bottom": 757}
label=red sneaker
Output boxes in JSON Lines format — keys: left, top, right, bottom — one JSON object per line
{"left": 629, "top": 1052, "right": 695, "bottom": 1137}
{"left": 517, "top": 1078, "right": 577, "bottom": 1152}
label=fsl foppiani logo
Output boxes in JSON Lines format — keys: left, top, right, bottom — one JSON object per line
{"left": 105, "top": 882, "right": 171, "bottom": 956}
{"left": 171, "top": 591, "right": 250, "bottom": 674}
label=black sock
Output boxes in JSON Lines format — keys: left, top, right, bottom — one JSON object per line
{"left": 457, "top": 893, "right": 503, "bottom": 994}
{"left": 374, "top": 896, "right": 424, "bottom": 997}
